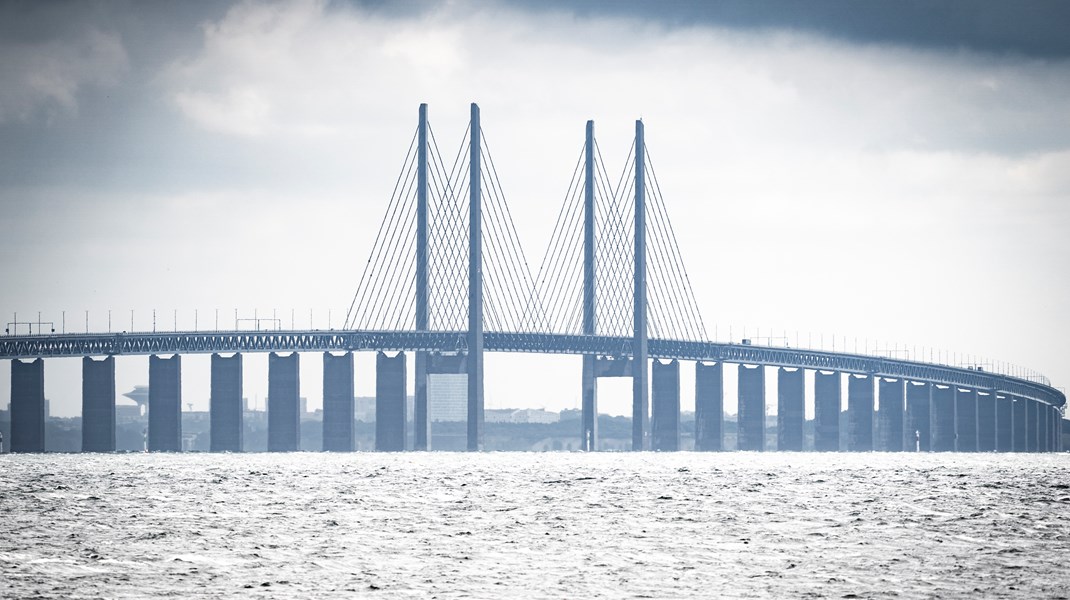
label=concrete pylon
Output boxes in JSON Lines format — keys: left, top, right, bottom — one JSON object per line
{"left": 210, "top": 353, "right": 243, "bottom": 452}
{"left": 10, "top": 358, "right": 45, "bottom": 453}
{"left": 82, "top": 356, "right": 116, "bottom": 453}
{"left": 813, "top": 371, "right": 840, "bottom": 452}
{"left": 694, "top": 362, "right": 723, "bottom": 451}
{"left": 148, "top": 354, "right": 182, "bottom": 452}
{"left": 737, "top": 364, "right": 765, "bottom": 451}
{"left": 777, "top": 367, "right": 804, "bottom": 451}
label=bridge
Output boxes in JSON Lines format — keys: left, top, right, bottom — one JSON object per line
{"left": 3, "top": 104, "right": 1064, "bottom": 454}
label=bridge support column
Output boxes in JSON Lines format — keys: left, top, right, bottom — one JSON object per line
{"left": 210, "top": 353, "right": 243, "bottom": 452}
{"left": 323, "top": 352, "right": 354, "bottom": 452}
{"left": 737, "top": 364, "right": 765, "bottom": 451}
{"left": 651, "top": 359, "right": 680, "bottom": 451}
{"left": 1039, "top": 404, "right": 1050, "bottom": 452}
{"left": 268, "top": 352, "right": 300, "bottom": 452}
{"left": 995, "top": 393, "right": 1012, "bottom": 452}
{"left": 930, "top": 385, "right": 955, "bottom": 452}
{"left": 1056, "top": 407, "right": 1063, "bottom": 452}
{"left": 955, "top": 388, "right": 977, "bottom": 452}
{"left": 580, "top": 120, "right": 598, "bottom": 453}
{"left": 777, "top": 367, "right": 804, "bottom": 451}
{"left": 977, "top": 391, "right": 996, "bottom": 452}
{"left": 467, "top": 102, "right": 485, "bottom": 452}
{"left": 581, "top": 355, "right": 597, "bottom": 451}
{"left": 148, "top": 354, "right": 182, "bottom": 452}
{"left": 847, "top": 374, "right": 873, "bottom": 452}
{"left": 414, "top": 353, "right": 429, "bottom": 451}
{"left": 415, "top": 103, "right": 430, "bottom": 453}
{"left": 814, "top": 370, "right": 840, "bottom": 451}
{"left": 877, "top": 378, "right": 905, "bottom": 452}
{"left": 694, "top": 362, "right": 723, "bottom": 451}
{"left": 376, "top": 351, "right": 407, "bottom": 452}
{"left": 1026, "top": 399, "right": 1039, "bottom": 452}
{"left": 905, "top": 381, "right": 930, "bottom": 452}
{"left": 10, "top": 358, "right": 45, "bottom": 453}
{"left": 82, "top": 356, "right": 116, "bottom": 452}
{"left": 632, "top": 119, "right": 648, "bottom": 452}
{"left": 1012, "top": 396, "right": 1027, "bottom": 452}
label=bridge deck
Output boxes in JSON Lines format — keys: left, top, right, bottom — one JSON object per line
{"left": 1, "top": 330, "right": 1063, "bottom": 408}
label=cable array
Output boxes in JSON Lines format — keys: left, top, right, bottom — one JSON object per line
{"left": 344, "top": 117, "right": 546, "bottom": 334}
{"left": 534, "top": 135, "right": 708, "bottom": 342}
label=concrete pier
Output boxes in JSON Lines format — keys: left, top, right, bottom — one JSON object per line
{"left": 777, "top": 367, "right": 804, "bottom": 451}
{"left": 1039, "top": 404, "right": 1049, "bottom": 452}
{"left": 737, "top": 364, "right": 765, "bottom": 451}
{"left": 82, "top": 356, "right": 116, "bottom": 452}
{"left": 581, "top": 354, "right": 597, "bottom": 451}
{"left": 877, "top": 378, "right": 905, "bottom": 452}
{"left": 210, "top": 353, "right": 243, "bottom": 452}
{"left": 10, "top": 358, "right": 45, "bottom": 453}
{"left": 376, "top": 351, "right": 407, "bottom": 452}
{"left": 995, "top": 394, "right": 1013, "bottom": 452}
{"left": 1055, "top": 407, "right": 1063, "bottom": 452}
{"left": 414, "top": 352, "right": 429, "bottom": 451}
{"left": 323, "top": 352, "right": 355, "bottom": 452}
{"left": 976, "top": 391, "right": 997, "bottom": 452}
{"left": 930, "top": 384, "right": 955, "bottom": 452}
{"left": 148, "top": 354, "right": 182, "bottom": 452}
{"left": 651, "top": 359, "right": 680, "bottom": 451}
{"left": 1026, "top": 399, "right": 1038, "bottom": 452}
{"left": 267, "top": 352, "right": 300, "bottom": 452}
{"left": 694, "top": 362, "right": 723, "bottom": 451}
{"left": 1012, "top": 397, "right": 1027, "bottom": 452}
{"left": 813, "top": 370, "right": 840, "bottom": 452}
{"left": 846, "top": 374, "right": 873, "bottom": 452}
{"left": 955, "top": 388, "right": 978, "bottom": 452}
{"left": 467, "top": 103, "right": 485, "bottom": 452}
{"left": 905, "top": 381, "right": 930, "bottom": 452}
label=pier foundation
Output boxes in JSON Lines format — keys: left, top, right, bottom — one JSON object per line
{"left": 82, "top": 356, "right": 116, "bottom": 453}
{"left": 777, "top": 367, "right": 804, "bottom": 451}
{"left": 737, "top": 364, "right": 765, "bottom": 451}
{"left": 210, "top": 353, "right": 243, "bottom": 452}
{"left": 266, "top": 353, "right": 300, "bottom": 452}
{"left": 323, "top": 352, "right": 355, "bottom": 452}
{"left": 694, "top": 362, "right": 723, "bottom": 451}
{"left": 10, "top": 358, "right": 45, "bottom": 453}
{"left": 814, "top": 371, "right": 840, "bottom": 452}
{"left": 376, "top": 352, "right": 407, "bottom": 451}
{"left": 651, "top": 359, "right": 680, "bottom": 451}
{"left": 847, "top": 374, "right": 873, "bottom": 452}
{"left": 148, "top": 354, "right": 182, "bottom": 452}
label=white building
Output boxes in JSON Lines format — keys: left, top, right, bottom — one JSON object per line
{"left": 429, "top": 374, "right": 467, "bottom": 422}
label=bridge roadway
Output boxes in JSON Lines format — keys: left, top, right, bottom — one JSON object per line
{"left": 1, "top": 329, "right": 1063, "bottom": 408}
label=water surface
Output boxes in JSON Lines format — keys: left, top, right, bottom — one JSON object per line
{"left": 1, "top": 453, "right": 1068, "bottom": 598}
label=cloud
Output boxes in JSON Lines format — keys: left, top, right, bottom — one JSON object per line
{"left": 0, "top": 27, "right": 128, "bottom": 124}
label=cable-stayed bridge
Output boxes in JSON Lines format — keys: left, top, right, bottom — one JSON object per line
{"left": 1, "top": 104, "right": 1064, "bottom": 454}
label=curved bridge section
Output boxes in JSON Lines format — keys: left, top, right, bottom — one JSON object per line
{"left": 1, "top": 330, "right": 1062, "bottom": 408}
{"left": 2, "top": 329, "right": 1064, "bottom": 455}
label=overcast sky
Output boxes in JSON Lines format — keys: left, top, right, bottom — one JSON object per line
{"left": 1, "top": 0, "right": 1068, "bottom": 418}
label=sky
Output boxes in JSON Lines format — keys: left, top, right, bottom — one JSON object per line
{"left": 1, "top": 0, "right": 1068, "bottom": 418}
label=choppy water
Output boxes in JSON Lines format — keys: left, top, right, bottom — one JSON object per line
{"left": 1, "top": 453, "right": 1068, "bottom": 599}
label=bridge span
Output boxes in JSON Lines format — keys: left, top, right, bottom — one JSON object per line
{"left": 3, "top": 103, "right": 1064, "bottom": 454}
{"left": 3, "top": 329, "right": 1064, "bottom": 454}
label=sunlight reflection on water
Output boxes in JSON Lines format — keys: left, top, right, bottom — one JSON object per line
{"left": 1, "top": 452, "right": 1068, "bottom": 598}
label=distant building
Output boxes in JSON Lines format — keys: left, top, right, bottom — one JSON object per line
{"left": 122, "top": 385, "right": 149, "bottom": 417}
{"left": 486, "top": 408, "right": 560, "bottom": 424}
{"left": 429, "top": 374, "right": 466, "bottom": 422}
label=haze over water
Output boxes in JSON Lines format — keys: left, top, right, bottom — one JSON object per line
{"left": 1, "top": 452, "right": 1067, "bottom": 598}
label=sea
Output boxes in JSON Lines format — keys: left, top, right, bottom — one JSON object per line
{"left": 1, "top": 452, "right": 1068, "bottom": 599}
